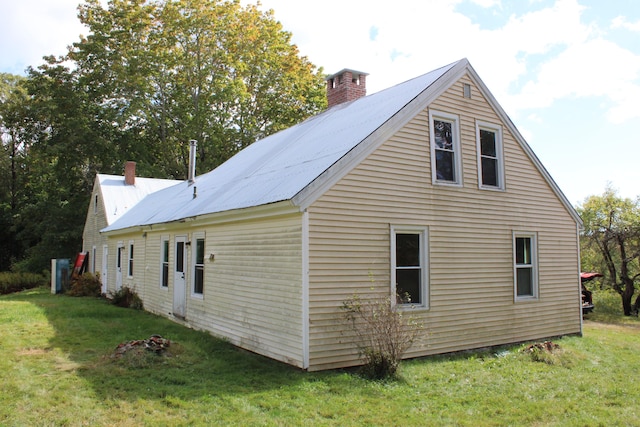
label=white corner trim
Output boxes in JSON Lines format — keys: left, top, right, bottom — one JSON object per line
{"left": 301, "top": 210, "right": 310, "bottom": 369}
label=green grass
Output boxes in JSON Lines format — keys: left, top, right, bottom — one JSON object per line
{"left": 2, "top": 287, "right": 640, "bottom": 426}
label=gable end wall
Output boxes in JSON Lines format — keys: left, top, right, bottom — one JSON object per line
{"left": 306, "top": 74, "right": 581, "bottom": 370}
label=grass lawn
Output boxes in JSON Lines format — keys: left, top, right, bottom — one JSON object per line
{"left": 1, "top": 287, "right": 639, "bottom": 426}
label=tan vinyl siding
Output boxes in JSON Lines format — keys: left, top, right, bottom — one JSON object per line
{"left": 307, "top": 75, "right": 581, "bottom": 370}
{"left": 140, "top": 213, "right": 305, "bottom": 368}
{"left": 82, "top": 180, "right": 108, "bottom": 276}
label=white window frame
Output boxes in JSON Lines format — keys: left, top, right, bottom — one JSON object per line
{"left": 476, "top": 120, "right": 505, "bottom": 191}
{"left": 513, "top": 231, "right": 538, "bottom": 301}
{"left": 127, "top": 240, "right": 134, "bottom": 278}
{"left": 191, "top": 232, "right": 205, "bottom": 298}
{"left": 160, "top": 235, "right": 170, "bottom": 289}
{"left": 429, "top": 110, "right": 462, "bottom": 187}
{"left": 390, "top": 225, "right": 429, "bottom": 310}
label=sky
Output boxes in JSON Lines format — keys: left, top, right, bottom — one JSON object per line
{"left": 1, "top": 0, "right": 639, "bottom": 206}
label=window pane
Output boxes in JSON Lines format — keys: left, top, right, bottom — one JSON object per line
{"left": 397, "top": 268, "right": 421, "bottom": 304}
{"left": 195, "top": 266, "right": 204, "bottom": 294}
{"left": 196, "top": 239, "right": 205, "bottom": 264}
{"left": 176, "top": 242, "right": 184, "bottom": 272}
{"left": 517, "top": 267, "right": 533, "bottom": 296}
{"left": 162, "top": 264, "right": 169, "bottom": 287}
{"left": 480, "top": 129, "right": 496, "bottom": 157}
{"left": 515, "top": 237, "right": 531, "bottom": 265}
{"left": 481, "top": 157, "right": 498, "bottom": 187}
{"left": 434, "top": 120, "right": 453, "bottom": 150}
{"left": 162, "top": 240, "right": 169, "bottom": 263}
{"left": 396, "top": 233, "right": 420, "bottom": 266}
{"left": 435, "top": 150, "right": 455, "bottom": 181}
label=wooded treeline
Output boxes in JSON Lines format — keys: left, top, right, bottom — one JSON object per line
{"left": 0, "top": 0, "right": 326, "bottom": 272}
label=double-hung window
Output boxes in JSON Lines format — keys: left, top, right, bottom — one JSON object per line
{"left": 513, "top": 232, "right": 538, "bottom": 300}
{"left": 192, "top": 232, "right": 205, "bottom": 296}
{"left": 160, "top": 236, "right": 169, "bottom": 288}
{"left": 476, "top": 121, "right": 504, "bottom": 190}
{"left": 391, "top": 226, "right": 429, "bottom": 308}
{"left": 430, "top": 110, "right": 462, "bottom": 186}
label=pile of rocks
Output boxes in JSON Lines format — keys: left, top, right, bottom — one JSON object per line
{"left": 112, "top": 334, "right": 171, "bottom": 358}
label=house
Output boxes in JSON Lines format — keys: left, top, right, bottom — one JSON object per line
{"left": 82, "top": 163, "right": 181, "bottom": 294}
{"left": 86, "top": 59, "right": 583, "bottom": 371}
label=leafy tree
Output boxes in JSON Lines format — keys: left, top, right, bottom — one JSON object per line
{"left": 0, "top": 73, "right": 30, "bottom": 270}
{"left": 71, "top": 0, "right": 326, "bottom": 176}
{"left": 578, "top": 187, "right": 640, "bottom": 315}
{"left": 7, "top": 0, "right": 326, "bottom": 272}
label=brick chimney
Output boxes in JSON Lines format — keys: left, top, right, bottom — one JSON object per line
{"left": 326, "top": 69, "right": 368, "bottom": 108}
{"left": 124, "top": 161, "right": 136, "bottom": 186}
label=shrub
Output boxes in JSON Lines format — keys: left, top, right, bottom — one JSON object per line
{"left": 341, "top": 293, "right": 422, "bottom": 379}
{"left": 0, "top": 272, "right": 47, "bottom": 295}
{"left": 109, "top": 286, "right": 144, "bottom": 310}
{"left": 67, "top": 273, "right": 102, "bottom": 297}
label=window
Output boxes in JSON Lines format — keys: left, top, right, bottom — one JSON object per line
{"left": 391, "top": 226, "right": 429, "bottom": 308}
{"left": 160, "top": 236, "right": 169, "bottom": 288}
{"left": 127, "top": 241, "right": 134, "bottom": 277}
{"left": 192, "top": 233, "right": 205, "bottom": 296}
{"left": 430, "top": 110, "right": 462, "bottom": 185}
{"left": 514, "top": 232, "right": 538, "bottom": 300}
{"left": 476, "top": 121, "right": 504, "bottom": 190}
{"left": 94, "top": 194, "right": 98, "bottom": 214}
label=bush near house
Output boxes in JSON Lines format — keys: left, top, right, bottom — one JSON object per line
{"left": 109, "top": 286, "right": 143, "bottom": 310}
{"left": 67, "top": 272, "right": 102, "bottom": 297}
{"left": 0, "top": 272, "right": 47, "bottom": 295}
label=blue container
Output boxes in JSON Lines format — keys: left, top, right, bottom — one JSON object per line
{"left": 51, "top": 259, "right": 70, "bottom": 294}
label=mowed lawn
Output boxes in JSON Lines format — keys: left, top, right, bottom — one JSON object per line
{"left": 1, "top": 287, "right": 639, "bottom": 426}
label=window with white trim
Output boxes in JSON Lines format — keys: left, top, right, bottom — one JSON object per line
{"left": 391, "top": 226, "right": 429, "bottom": 308}
{"left": 192, "top": 232, "right": 205, "bottom": 296}
{"left": 160, "top": 236, "right": 169, "bottom": 288}
{"left": 127, "top": 241, "right": 134, "bottom": 277}
{"left": 430, "top": 110, "right": 462, "bottom": 186}
{"left": 514, "top": 232, "right": 538, "bottom": 300}
{"left": 476, "top": 121, "right": 504, "bottom": 190}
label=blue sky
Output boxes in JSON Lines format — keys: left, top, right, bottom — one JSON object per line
{"left": 2, "top": 0, "right": 639, "bottom": 206}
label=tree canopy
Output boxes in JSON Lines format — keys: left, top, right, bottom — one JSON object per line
{"left": 578, "top": 186, "right": 640, "bottom": 316}
{"left": 0, "top": 0, "right": 326, "bottom": 272}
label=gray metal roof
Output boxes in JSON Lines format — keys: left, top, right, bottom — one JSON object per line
{"left": 102, "top": 60, "right": 461, "bottom": 232}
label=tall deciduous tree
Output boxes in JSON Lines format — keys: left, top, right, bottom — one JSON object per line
{"left": 6, "top": 0, "right": 326, "bottom": 272}
{"left": 578, "top": 187, "right": 640, "bottom": 315}
{"left": 71, "top": 0, "right": 326, "bottom": 176}
{"left": 0, "top": 73, "right": 29, "bottom": 270}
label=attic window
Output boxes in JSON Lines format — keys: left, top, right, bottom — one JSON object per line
{"left": 94, "top": 194, "right": 98, "bottom": 214}
{"left": 463, "top": 83, "right": 472, "bottom": 98}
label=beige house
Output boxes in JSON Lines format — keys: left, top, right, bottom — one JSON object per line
{"left": 84, "top": 59, "right": 583, "bottom": 371}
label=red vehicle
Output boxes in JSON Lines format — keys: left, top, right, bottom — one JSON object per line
{"left": 580, "top": 272, "right": 601, "bottom": 315}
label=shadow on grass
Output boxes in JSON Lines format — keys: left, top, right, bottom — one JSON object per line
{"left": 7, "top": 287, "right": 313, "bottom": 403}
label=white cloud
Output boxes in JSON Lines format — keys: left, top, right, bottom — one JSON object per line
{"left": 611, "top": 16, "right": 640, "bottom": 32}
{"left": 0, "top": 0, "right": 87, "bottom": 74}
{"left": 509, "top": 38, "right": 640, "bottom": 123}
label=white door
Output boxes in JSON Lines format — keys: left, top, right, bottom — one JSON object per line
{"left": 101, "top": 245, "right": 108, "bottom": 294}
{"left": 173, "top": 236, "right": 187, "bottom": 318}
{"left": 116, "top": 245, "right": 123, "bottom": 291}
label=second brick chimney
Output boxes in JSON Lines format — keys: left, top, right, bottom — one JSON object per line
{"left": 124, "top": 161, "right": 136, "bottom": 186}
{"left": 326, "top": 69, "right": 368, "bottom": 108}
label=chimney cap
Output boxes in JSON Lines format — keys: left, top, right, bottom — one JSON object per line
{"left": 325, "top": 68, "right": 369, "bottom": 81}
